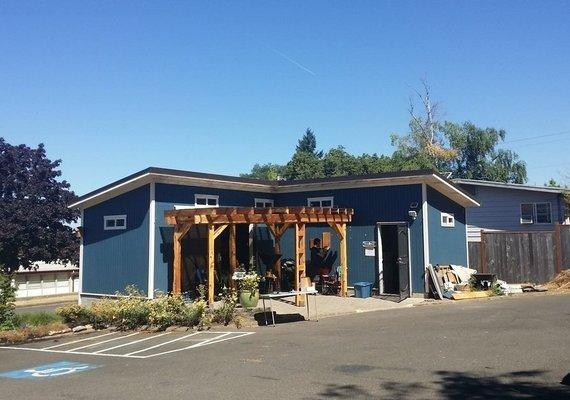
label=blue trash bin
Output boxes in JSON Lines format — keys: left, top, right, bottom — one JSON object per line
{"left": 354, "top": 282, "right": 373, "bottom": 298}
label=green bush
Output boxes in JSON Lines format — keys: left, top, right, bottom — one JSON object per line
{"left": 56, "top": 304, "right": 94, "bottom": 327}
{"left": 211, "top": 288, "right": 237, "bottom": 326}
{"left": 0, "top": 272, "right": 17, "bottom": 329}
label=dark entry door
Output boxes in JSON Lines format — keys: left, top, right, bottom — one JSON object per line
{"left": 397, "top": 224, "right": 410, "bottom": 300}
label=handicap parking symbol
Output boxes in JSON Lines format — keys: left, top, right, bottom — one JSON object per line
{"left": 0, "top": 361, "right": 99, "bottom": 379}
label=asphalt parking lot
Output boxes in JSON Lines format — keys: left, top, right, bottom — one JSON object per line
{"left": 1, "top": 293, "right": 569, "bottom": 399}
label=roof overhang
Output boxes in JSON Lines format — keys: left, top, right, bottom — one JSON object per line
{"left": 69, "top": 168, "right": 480, "bottom": 209}
{"left": 454, "top": 179, "right": 565, "bottom": 194}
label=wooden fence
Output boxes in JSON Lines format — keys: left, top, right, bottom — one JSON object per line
{"left": 468, "top": 224, "right": 570, "bottom": 284}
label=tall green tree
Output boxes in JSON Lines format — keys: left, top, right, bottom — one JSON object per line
{"left": 296, "top": 128, "right": 323, "bottom": 157}
{"left": 444, "top": 121, "right": 527, "bottom": 183}
{"left": 322, "top": 146, "right": 361, "bottom": 177}
{"left": 283, "top": 151, "right": 324, "bottom": 180}
{"left": 0, "top": 138, "right": 79, "bottom": 273}
{"left": 240, "top": 163, "right": 284, "bottom": 180}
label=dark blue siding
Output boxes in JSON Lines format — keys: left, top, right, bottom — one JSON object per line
{"left": 153, "top": 183, "right": 274, "bottom": 292}
{"left": 427, "top": 186, "right": 467, "bottom": 266}
{"left": 83, "top": 185, "right": 150, "bottom": 295}
{"left": 276, "top": 185, "right": 425, "bottom": 293}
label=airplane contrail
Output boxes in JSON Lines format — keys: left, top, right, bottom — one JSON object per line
{"left": 249, "top": 35, "right": 317, "bottom": 76}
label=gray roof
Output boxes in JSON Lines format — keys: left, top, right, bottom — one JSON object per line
{"left": 453, "top": 178, "right": 566, "bottom": 194}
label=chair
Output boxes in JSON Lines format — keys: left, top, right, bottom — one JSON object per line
{"left": 320, "top": 266, "right": 341, "bottom": 295}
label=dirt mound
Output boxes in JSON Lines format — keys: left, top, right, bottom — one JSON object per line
{"left": 544, "top": 270, "right": 570, "bottom": 291}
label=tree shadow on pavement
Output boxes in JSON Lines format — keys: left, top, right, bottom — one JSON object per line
{"left": 380, "top": 369, "right": 570, "bottom": 400}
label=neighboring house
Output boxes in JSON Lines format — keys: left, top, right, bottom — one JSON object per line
{"left": 453, "top": 179, "right": 568, "bottom": 242}
{"left": 69, "top": 167, "right": 479, "bottom": 303}
{"left": 13, "top": 261, "right": 79, "bottom": 298}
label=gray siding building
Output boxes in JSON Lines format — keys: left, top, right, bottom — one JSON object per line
{"left": 453, "top": 179, "right": 568, "bottom": 242}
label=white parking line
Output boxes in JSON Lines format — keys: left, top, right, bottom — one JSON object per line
{"left": 42, "top": 331, "right": 118, "bottom": 350}
{"left": 67, "top": 332, "right": 139, "bottom": 352}
{"left": 0, "top": 331, "right": 255, "bottom": 359}
{"left": 123, "top": 332, "right": 201, "bottom": 356}
{"left": 93, "top": 332, "right": 171, "bottom": 354}
{"left": 143, "top": 332, "right": 233, "bottom": 358}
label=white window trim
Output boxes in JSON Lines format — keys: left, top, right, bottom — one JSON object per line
{"left": 103, "top": 215, "right": 127, "bottom": 230}
{"left": 194, "top": 194, "right": 219, "bottom": 208}
{"left": 254, "top": 198, "right": 274, "bottom": 208}
{"left": 440, "top": 212, "right": 455, "bottom": 228}
{"left": 520, "top": 202, "right": 552, "bottom": 225}
{"left": 307, "top": 196, "right": 334, "bottom": 207}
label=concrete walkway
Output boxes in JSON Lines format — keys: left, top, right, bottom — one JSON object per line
{"left": 258, "top": 294, "right": 424, "bottom": 321}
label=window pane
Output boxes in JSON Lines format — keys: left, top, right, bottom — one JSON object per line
{"left": 196, "top": 197, "right": 207, "bottom": 205}
{"left": 520, "top": 204, "right": 534, "bottom": 223}
{"left": 255, "top": 202, "right": 263, "bottom": 208}
{"left": 309, "top": 201, "right": 320, "bottom": 207}
{"left": 106, "top": 219, "right": 115, "bottom": 227}
{"left": 207, "top": 198, "right": 217, "bottom": 206}
{"left": 116, "top": 218, "right": 125, "bottom": 227}
{"left": 536, "top": 203, "right": 551, "bottom": 223}
{"left": 321, "top": 200, "right": 332, "bottom": 207}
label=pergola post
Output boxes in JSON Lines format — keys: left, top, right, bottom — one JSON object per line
{"left": 229, "top": 225, "right": 237, "bottom": 290}
{"left": 207, "top": 223, "right": 215, "bottom": 305}
{"left": 173, "top": 227, "right": 183, "bottom": 295}
{"left": 295, "top": 222, "right": 306, "bottom": 306}
{"left": 173, "top": 223, "right": 193, "bottom": 295}
{"left": 339, "top": 223, "right": 348, "bottom": 297}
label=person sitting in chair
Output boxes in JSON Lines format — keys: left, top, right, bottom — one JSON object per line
{"left": 309, "top": 238, "right": 329, "bottom": 279}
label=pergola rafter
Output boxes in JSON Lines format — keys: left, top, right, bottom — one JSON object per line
{"left": 165, "top": 206, "right": 353, "bottom": 305}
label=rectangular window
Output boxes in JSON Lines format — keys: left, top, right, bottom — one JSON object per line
{"left": 104, "top": 215, "right": 127, "bottom": 230}
{"left": 520, "top": 202, "right": 552, "bottom": 224}
{"left": 520, "top": 203, "right": 534, "bottom": 224}
{"left": 194, "top": 194, "right": 219, "bottom": 208}
{"left": 307, "top": 196, "right": 334, "bottom": 208}
{"left": 440, "top": 212, "right": 455, "bottom": 228}
{"left": 254, "top": 198, "right": 274, "bottom": 208}
{"left": 535, "top": 203, "right": 551, "bottom": 224}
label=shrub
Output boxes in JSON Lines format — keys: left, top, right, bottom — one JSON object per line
{"left": 211, "top": 288, "right": 238, "bottom": 326}
{"left": 0, "top": 272, "right": 17, "bottom": 329}
{"left": 0, "top": 322, "right": 69, "bottom": 345}
{"left": 56, "top": 304, "right": 94, "bottom": 327}
{"left": 148, "top": 293, "right": 188, "bottom": 329}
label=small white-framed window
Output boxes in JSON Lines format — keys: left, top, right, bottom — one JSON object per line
{"left": 307, "top": 196, "right": 334, "bottom": 208}
{"left": 104, "top": 215, "right": 127, "bottom": 230}
{"left": 254, "top": 198, "right": 274, "bottom": 208}
{"left": 440, "top": 212, "right": 455, "bottom": 228}
{"left": 535, "top": 203, "right": 552, "bottom": 224}
{"left": 194, "top": 194, "right": 219, "bottom": 208}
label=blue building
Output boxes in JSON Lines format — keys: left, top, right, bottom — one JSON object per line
{"left": 69, "top": 167, "right": 479, "bottom": 303}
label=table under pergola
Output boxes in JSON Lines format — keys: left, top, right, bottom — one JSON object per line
{"left": 164, "top": 206, "right": 354, "bottom": 305}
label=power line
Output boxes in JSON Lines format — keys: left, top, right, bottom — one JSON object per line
{"left": 504, "top": 129, "right": 570, "bottom": 143}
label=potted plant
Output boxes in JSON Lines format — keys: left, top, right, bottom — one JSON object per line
{"left": 239, "top": 271, "right": 261, "bottom": 309}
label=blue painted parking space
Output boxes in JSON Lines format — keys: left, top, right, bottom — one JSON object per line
{"left": 0, "top": 361, "right": 99, "bottom": 379}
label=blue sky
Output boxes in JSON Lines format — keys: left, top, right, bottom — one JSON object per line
{"left": 1, "top": 1, "right": 569, "bottom": 195}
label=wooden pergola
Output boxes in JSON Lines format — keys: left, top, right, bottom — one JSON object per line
{"left": 164, "top": 206, "right": 354, "bottom": 305}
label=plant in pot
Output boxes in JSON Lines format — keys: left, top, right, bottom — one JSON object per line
{"left": 239, "top": 271, "right": 261, "bottom": 309}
